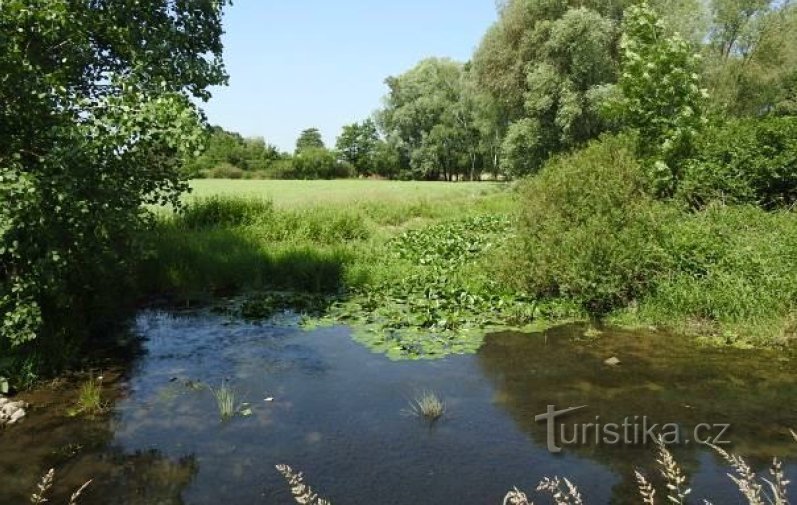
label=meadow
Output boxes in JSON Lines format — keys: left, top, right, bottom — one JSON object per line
{"left": 187, "top": 180, "right": 501, "bottom": 208}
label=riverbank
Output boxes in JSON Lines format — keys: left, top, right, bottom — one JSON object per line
{"left": 139, "top": 178, "right": 794, "bottom": 359}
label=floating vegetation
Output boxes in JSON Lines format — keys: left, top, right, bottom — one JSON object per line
{"left": 311, "top": 214, "right": 571, "bottom": 359}
{"left": 403, "top": 389, "right": 446, "bottom": 422}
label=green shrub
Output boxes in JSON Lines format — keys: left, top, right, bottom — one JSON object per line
{"left": 201, "top": 162, "right": 245, "bottom": 179}
{"left": 636, "top": 204, "right": 797, "bottom": 343}
{"left": 515, "top": 135, "right": 669, "bottom": 314}
{"left": 679, "top": 116, "right": 797, "bottom": 210}
{"left": 293, "top": 148, "right": 352, "bottom": 179}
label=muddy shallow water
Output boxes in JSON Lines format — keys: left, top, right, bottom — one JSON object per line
{"left": 1, "top": 310, "right": 795, "bottom": 504}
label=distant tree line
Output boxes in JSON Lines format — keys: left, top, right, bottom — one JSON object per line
{"left": 189, "top": 0, "right": 796, "bottom": 181}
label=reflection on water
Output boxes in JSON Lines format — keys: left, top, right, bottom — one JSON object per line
{"left": 0, "top": 312, "right": 794, "bottom": 504}
{"left": 478, "top": 325, "right": 797, "bottom": 503}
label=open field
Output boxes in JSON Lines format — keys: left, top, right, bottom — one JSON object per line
{"left": 188, "top": 179, "right": 504, "bottom": 208}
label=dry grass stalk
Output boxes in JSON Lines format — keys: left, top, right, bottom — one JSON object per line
{"left": 67, "top": 479, "right": 92, "bottom": 505}
{"left": 30, "top": 469, "right": 91, "bottom": 505}
{"left": 708, "top": 443, "right": 765, "bottom": 504}
{"left": 503, "top": 487, "right": 532, "bottom": 505}
{"left": 275, "top": 464, "right": 331, "bottom": 505}
{"left": 655, "top": 438, "right": 691, "bottom": 504}
{"left": 30, "top": 468, "right": 54, "bottom": 505}
{"left": 536, "top": 476, "right": 584, "bottom": 505}
{"left": 635, "top": 470, "right": 656, "bottom": 505}
{"left": 761, "top": 458, "right": 790, "bottom": 505}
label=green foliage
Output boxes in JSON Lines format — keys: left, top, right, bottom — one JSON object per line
{"left": 500, "top": 118, "right": 548, "bottom": 176}
{"left": 678, "top": 116, "right": 797, "bottom": 210}
{"left": 141, "top": 186, "right": 554, "bottom": 359}
{"left": 295, "top": 128, "right": 325, "bottom": 153}
{"left": 702, "top": 1, "right": 797, "bottom": 116}
{"left": 68, "top": 375, "right": 106, "bottom": 417}
{"left": 0, "top": 0, "right": 228, "bottom": 366}
{"left": 515, "top": 135, "right": 668, "bottom": 313}
{"left": 515, "top": 134, "right": 797, "bottom": 344}
{"left": 293, "top": 147, "right": 352, "bottom": 179}
{"left": 633, "top": 205, "right": 797, "bottom": 345}
{"left": 612, "top": 2, "right": 707, "bottom": 195}
{"left": 336, "top": 120, "right": 381, "bottom": 177}
{"left": 185, "top": 127, "right": 283, "bottom": 177}
{"left": 377, "top": 58, "right": 485, "bottom": 180}
{"left": 178, "top": 197, "right": 275, "bottom": 229}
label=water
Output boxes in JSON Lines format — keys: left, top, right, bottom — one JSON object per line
{"left": 1, "top": 310, "right": 795, "bottom": 504}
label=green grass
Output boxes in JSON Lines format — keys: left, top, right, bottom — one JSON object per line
{"left": 68, "top": 375, "right": 105, "bottom": 417}
{"left": 187, "top": 179, "right": 503, "bottom": 208}
{"left": 138, "top": 180, "right": 542, "bottom": 359}
{"left": 142, "top": 171, "right": 795, "bottom": 354}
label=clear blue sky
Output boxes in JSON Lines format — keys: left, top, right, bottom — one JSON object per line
{"left": 201, "top": 1, "right": 497, "bottom": 152}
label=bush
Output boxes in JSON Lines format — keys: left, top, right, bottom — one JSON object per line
{"left": 637, "top": 204, "right": 797, "bottom": 343}
{"left": 201, "top": 162, "right": 245, "bottom": 179}
{"left": 679, "top": 116, "right": 797, "bottom": 210}
{"left": 293, "top": 148, "right": 352, "bottom": 179}
{"left": 177, "top": 197, "right": 274, "bottom": 229}
{"left": 514, "top": 135, "right": 670, "bottom": 313}
{"left": 513, "top": 134, "right": 797, "bottom": 344}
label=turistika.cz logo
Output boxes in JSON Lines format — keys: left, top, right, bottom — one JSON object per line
{"left": 535, "top": 405, "right": 731, "bottom": 453}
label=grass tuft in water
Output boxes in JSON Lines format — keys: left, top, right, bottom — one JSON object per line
{"left": 404, "top": 390, "right": 446, "bottom": 422}
{"left": 209, "top": 380, "right": 237, "bottom": 421}
{"left": 68, "top": 374, "right": 106, "bottom": 417}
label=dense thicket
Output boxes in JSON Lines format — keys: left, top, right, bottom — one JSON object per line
{"left": 0, "top": 0, "right": 229, "bottom": 376}
{"left": 509, "top": 1, "right": 797, "bottom": 344}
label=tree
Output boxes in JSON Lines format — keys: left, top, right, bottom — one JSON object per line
{"left": 701, "top": 0, "right": 797, "bottom": 116}
{"left": 0, "top": 1, "right": 228, "bottom": 362}
{"left": 378, "top": 58, "right": 484, "bottom": 180}
{"left": 612, "top": 2, "right": 707, "bottom": 195}
{"left": 336, "top": 120, "right": 380, "bottom": 176}
{"left": 472, "top": 3, "right": 623, "bottom": 174}
{"left": 295, "top": 128, "right": 325, "bottom": 153}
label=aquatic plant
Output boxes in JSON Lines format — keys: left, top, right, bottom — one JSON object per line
{"left": 30, "top": 469, "right": 91, "bottom": 505}
{"left": 275, "top": 464, "right": 331, "bottom": 505}
{"left": 209, "top": 381, "right": 237, "bottom": 421}
{"left": 403, "top": 390, "right": 446, "bottom": 422}
{"left": 68, "top": 375, "right": 106, "bottom": 417}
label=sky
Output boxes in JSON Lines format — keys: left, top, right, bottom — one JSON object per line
{"left": 201, "top": 1, "right": 498, "bottom": 152}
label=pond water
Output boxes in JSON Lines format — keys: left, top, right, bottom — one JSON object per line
{"left": 1, "top": 310, "right": 796, "bottom": 504}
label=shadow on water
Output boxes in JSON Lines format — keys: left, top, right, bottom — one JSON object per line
{"left": 1, "top": 313, "right": 795, "bottom": 504}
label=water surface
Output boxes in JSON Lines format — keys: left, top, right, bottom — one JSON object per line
{"left": 1, "top": 311, "right": 795, "bottom": 504}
